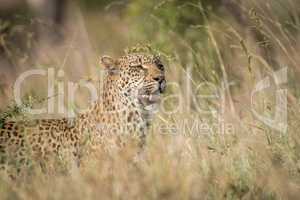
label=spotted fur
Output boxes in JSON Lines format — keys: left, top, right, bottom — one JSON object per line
{"left": 0, "top": 53, "right": 166, "bottom": 173}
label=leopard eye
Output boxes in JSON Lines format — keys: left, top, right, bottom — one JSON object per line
{"left": 135, "top": 65, "right": 144, "bottom": 69}
{"left": 132, "top": 65, "right": 147, "bottom": 70}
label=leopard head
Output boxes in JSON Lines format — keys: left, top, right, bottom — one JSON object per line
{"left": 100, "top": 53, "right": 166, "bottom": 109}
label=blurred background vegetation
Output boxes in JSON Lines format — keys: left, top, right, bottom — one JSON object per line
{"left": 1, "top": 0, "right": 300, "bottom": 199}
{"left": 1, "top": 0, "right": 300, "bottom": 108}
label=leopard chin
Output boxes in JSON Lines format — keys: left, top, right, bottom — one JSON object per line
{"left": 137, "top": 90, "right": 161, "bottom": 123}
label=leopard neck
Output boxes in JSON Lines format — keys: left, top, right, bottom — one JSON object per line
{"left": 89, "top": 78, "right": 144, "bottom": 125}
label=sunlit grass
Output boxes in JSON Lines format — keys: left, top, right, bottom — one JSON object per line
{"left": 1, "top": 0, "right": 300, "bottom": 199}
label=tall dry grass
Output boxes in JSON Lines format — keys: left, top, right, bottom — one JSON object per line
{"left": 1, "top": 0, "right": 300, "bottom": 199}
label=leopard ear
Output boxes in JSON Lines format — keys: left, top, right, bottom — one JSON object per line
{"left": 100, "top": 56, "right": 116, "bottom": 70}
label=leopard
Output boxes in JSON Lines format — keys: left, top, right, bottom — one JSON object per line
{"left": 0, "top": 52, "right": 166, "bottom": 174}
